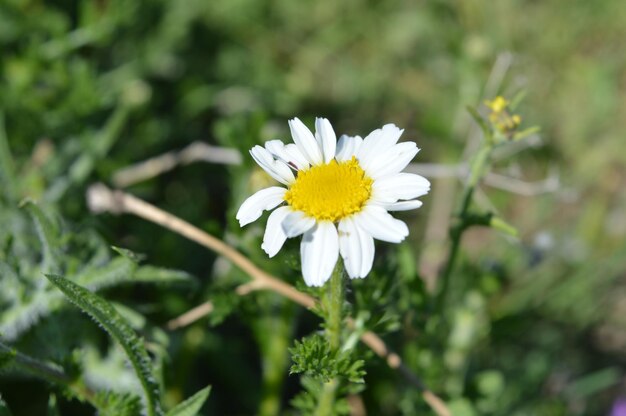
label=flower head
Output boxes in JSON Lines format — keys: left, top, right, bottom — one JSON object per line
{"left": 236, "top": 118, "right": 430, "bottom": 286}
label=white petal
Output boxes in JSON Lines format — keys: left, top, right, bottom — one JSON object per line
{"left": 372, "top": 173, "right": 431, "bottom": 203}
{"left": 282, "top": 210, "right": 316, "bottom": 238}
{"left": 250, "top": 146, "right": 295, "bottom": 185}
{"left": 335, "top": 135, "right": 363, "bottom": 162}
{"left": 338, "top": 217, "right": 375, "bottom": 279}
{"left": 383, "top": 200, "right": 424, "bottom": 211}
{"left": 264, "top": 140, "right": 309, "bottom": 170}
{"left": 261, "top": 206, "right": 291, "bottom": 257}
{"left": 315, "top": 118, "right": 337, "bottom": 163}
{"left": 364, "top": 142, "right": 419, "bottom": 179}
{"left": 357, "top": 124, "right": 404, "bottom": 169}
{"left": 284, "top": 144, "right": 310, "bottom": 170}
{"left": 288, "top": 118, "right": 323, "bottom": 165}
{"left": 300, "top": 222, "right": 339, "bottom": 287}
{"left": 236, "top": 187, "right": 286, "bottom": 227}
{"left": 352, "top": 205, "right": 409, "bottom": 243}
{"left": 264, "top": 140, "right": 291, "bottom": 166}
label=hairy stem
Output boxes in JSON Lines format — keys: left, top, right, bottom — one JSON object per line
{"left": 315, "top": 379, "right": 339, "bottom": 416}
{"left": 327, "top": 264, "right": 344, "bottom": 352}
{"left": 314, "top": 264, "right": 344, "bottom": 416}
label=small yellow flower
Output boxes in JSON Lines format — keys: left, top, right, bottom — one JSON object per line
{"left": 485, "top": 96, "right": 508, "bottom": 113}
{"left": 484, "top": 96, "right": 522, "bottom": 137}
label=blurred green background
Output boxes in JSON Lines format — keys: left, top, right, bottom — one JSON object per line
{"left": 1, "top": 0, "right": 625, "bottom": 415}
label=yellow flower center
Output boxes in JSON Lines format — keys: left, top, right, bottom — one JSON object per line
{"left": 284, "top": 157, "right": 373, "bottom": 222}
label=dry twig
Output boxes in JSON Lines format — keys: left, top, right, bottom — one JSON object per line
{"left": 87, "top": 183, "right": 451, "bottom": 416}
{"left": 112, "top": 142, "right": 241, "bottom": 188}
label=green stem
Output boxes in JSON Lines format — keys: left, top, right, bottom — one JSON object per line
{"left": 327, "top": 264, "right": 344, "bottom": 352}
{"left": 314, "top": 264, "right": 344, "bottom": 416}
{"left": 315, "top": 379, "right": 339, "bottom": 416}
{"left": 436, "top": 144, "right": 492, "bottom": 310}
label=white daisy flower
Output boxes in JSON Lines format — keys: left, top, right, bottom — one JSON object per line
{"left": 236, "top": 117, "right": 430, "bottom": 287}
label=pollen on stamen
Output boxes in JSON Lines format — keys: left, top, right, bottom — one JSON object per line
{"left": 284, "top": 156, "right": 373, "bottom": 222}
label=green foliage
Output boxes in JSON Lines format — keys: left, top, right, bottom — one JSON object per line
{"left": 45, "top": 274, "right": 163, "bottom": 416}
{"left": 21, "top": 199, "right": 62, "bottom": 272}
{"left": 0, "top": 199, "right": 193, "bottom": 342}
{"left": 207, "top": 292, "right": 241, "bottom": 327}
{"left": 1, "top": 0, "right": 625, "bottom": 414}
{"left": 289, "top": 376, "right": 351, "bottom": 416}
{"left": 166, "top": 386, "right": 211, "bottom": 416}
{"left": 289, "top": 334, "right": 365, "bottom": 384}
{"left": 93, "top": 391, "right": 142, "bottom": 416}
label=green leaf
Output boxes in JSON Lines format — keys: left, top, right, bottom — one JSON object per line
{"left": 564, "top": 367, "right": 621, "bottom": 398}
{"left": 289, "top": 334, "right": 366, "bottom": 384}
{"left": 75, "top": 257, "right": 137, "bottom": 290}
{"left": 0, "top": 290, "right": 63, "bottom": 341}
{"left": 94, "top": 391, "right": 142, "bottom": 416}
{"left": 111, "top": 246, "right": 147, "bottom": 263}
{"left": 45, "top": 274, "right": 163, "bottom": 416}
{"left": 0, "top": 113, "right": 16, "bottom": 202}
{"left": 508, "top": 89, "right": 527, "bottom": 111}
{"left": 133, "top": 266, "right": 195, "bottom": 286}
{"left": 75, "top": 260, "right": 193, "bottom": 291}
{"left": 489, "top": 216, "right": 519, "bottom": 237}
{"left": 21, "top": 200, "right": 61, "bottom": 272}
{"left": 166, "top": 386, "right": 211, "bottom": 416}
{"left": 512, "top": 126, "right": 541, "bottom": 141}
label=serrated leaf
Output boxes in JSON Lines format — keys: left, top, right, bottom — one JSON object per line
{"left": 21, "top": 200, "right": 61, "bottom": 272}
{"left": 45, "top": 274, "right": 163, "bottom": 416}
{"left": 166, "top": 386, "right": 211, "bottom": 416}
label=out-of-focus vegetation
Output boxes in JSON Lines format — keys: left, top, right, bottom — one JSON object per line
{"left": 1, "top": 0, "right": 625, "bottom": 415}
